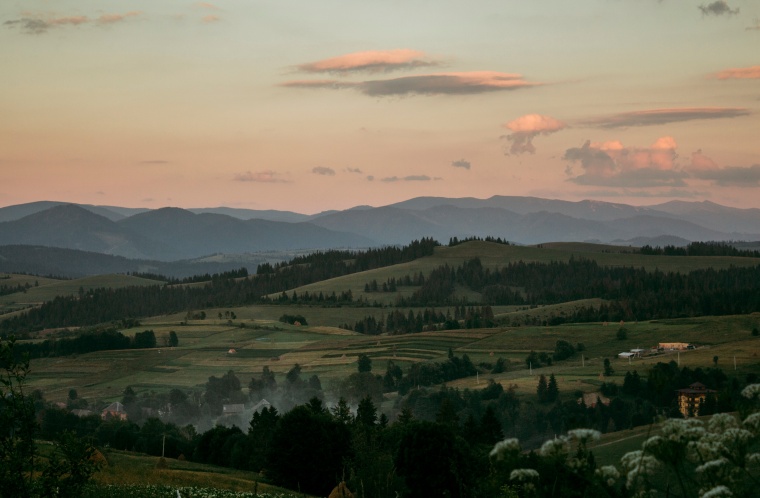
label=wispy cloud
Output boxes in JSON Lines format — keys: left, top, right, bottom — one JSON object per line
{"left": 4, "top": 12, "right": 142, "bottom": 34}
{"left": 713, "top": 65, "right": 760, "bottom": 80}
{"left": 584, "top": 188, "right": 704, "bottom": 199}
{"left": 380, "top": 175, "right": 438, "bottom": 182}
{"left": 501, "top": 114, "right": 566, "bottom": 155}
{"left": 282, "top": 71, "right": 540, "bottom": 97}
{"left": 196, "top": 2, "right": 221, "bottom": 10}
{"left": 97, "top": 12, "right": 142, "bottom": 25}
{"left": 581, "top": 107, "right": 749, "bottom": 128}
{"left": 564, "top": 136, "right": 686, "bottom": 187}
{"left": 233, "top": 170, "right": 290, "bottom": 183}
{"left": 202, "top": 15, "right": 220, "bottom": 23}
{"left": 699, "top": 1, "right": 739, "bottom": 16}
{"left": 451, "top": 159, "right": 471, "bottom": 170}
{"left": 346, "top": 167, "right": 363, "bottom": 174}
{"left": 312, "top": 166, "right": 336, "bottom": 176}
{"left": 297, "top": 49, "right": 437, "bottom": 75}
{"left": 748, "top": 19, "right": 760, "bottom": 30}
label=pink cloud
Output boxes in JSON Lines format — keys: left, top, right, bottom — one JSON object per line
{"left": 297, "top": 49, "right": 437, "bottom": 74}
{"left": 202, "top": 15, "right": 220, "bottom": 23}
{"left": 714, "top": 65, "right": 760, "bottom": 80}
{"left": 689, "top": 149, "right": 719, "bottom": 171}
{"left": 564, "top": 136, "right": 685, "bottom": 187}
{"left": 49, "top": 16, "right": 90, "bottom": 26}
{"left": 502, "top": 114, "right": 566, "bottom": 155}
{"left": 97, "top": 12, "right": 142, "bottom": 25}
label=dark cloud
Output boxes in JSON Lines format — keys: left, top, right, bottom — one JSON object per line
{"left": 4, "top": 12, "right": 141, "bottom": 34}
{"left": 282, "top": 71, "right": 539, "bottom": 97}
{"left": 4, "top": 18, "right": 50, "bottom": 34}
{"left": 451, "top": 159, "right": 471, "bottom": 170}
{"left": 582, "top": 107, "right": 749, "bottom": 128}
{"left": 312, "top": 166, "right": 336, "bottom": 176}
{"left": 699, "top": 1, "right": 739, "bottom": 16}
{"left": 690, "top": 164, "right": 760, "bottom": 186}
{"left": 346, "top": 167, "right": 363, "bottom": 174}
{"left": 366, "top": 175, "right": 375, "bottom": 181}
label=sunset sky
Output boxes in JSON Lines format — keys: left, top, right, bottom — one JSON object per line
{"left": 2, "top": 0, "right": 759, "bottom": 214}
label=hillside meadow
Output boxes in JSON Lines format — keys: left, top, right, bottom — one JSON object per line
{"left": 24, "top": 308, "right": 760, "bottom": 407}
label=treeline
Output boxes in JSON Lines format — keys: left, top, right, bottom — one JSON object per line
{"left": 448, "top": 235, "right": 512, "bottom": 246}
{"left": 341, "top": 306, "right": 496, "bottom": 335}
{"left": 256, "top": 237, "right": 439, "bottom": 276}
{"left": 640, "top": 240, "right": 760, "bottom": 257}
{"left": 397, "top": 257, "right": 760, "bottom": 319}
{"left": 11, "top": 328, "right": 160, "bottom": 359}
{"left": 0, "top": 239, "right": 438, "bottom": 334}
{"left": 130, "top": 267, "right": 249, "bottom": 284}
{"left": 0, "top": 281, "right": 37, "bottom": 296}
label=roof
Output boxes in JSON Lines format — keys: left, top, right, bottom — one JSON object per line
{"left": 222, "top": 404, "right": 245, "bottom": 414}
{"left": 103, "top": 402, "right": 125, "bottom": 413}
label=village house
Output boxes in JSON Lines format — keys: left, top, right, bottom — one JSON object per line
{"left": 676, "top": 382, "right": 716, "bottom": 417}
{"left": 101, "top": 401, "right": 128, "bottom": 420}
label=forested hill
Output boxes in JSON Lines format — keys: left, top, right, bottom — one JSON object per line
{"left": 3, "top": 239, "right": 760, "bottom": 335}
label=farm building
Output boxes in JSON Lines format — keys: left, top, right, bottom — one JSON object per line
{"left": 101, "top": 401, "right": 127, "bottom": 420}
{"left": 659, "top": 342, "right": 691, "bottom": 350}
{"left": 618, "top": 352, "right": 635, "bottom": 359}
{"left": 222, "top": 404, "right": 245, "bottom": 415}
{"left": 578, "top": 392, "right": 610, "bottom": 408}
{"left": 252, "top": 398, "right": 272, "bottom": 413}
{"left": 676, "top": 382, "right": 716, "bottom": 417}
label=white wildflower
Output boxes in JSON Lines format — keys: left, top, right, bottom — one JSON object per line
{"left": 748, "top": 452, "right": 760, "bottom": 466}
{"left": 539, "top": 436, "right": 569, "bottom": 457}
{"left": 661, "top": 417, "right": 705, "bottom": 443}
{"left": 567, "top": 428, "right": 601, "bottom": 444}
{"left": 740, "top": 383, "right": 760, "bottom": 400}
{"left": 720, "top": 427, "right": 753, "bottom": 447}
{"left": 509, "top": 468, "right": 539, "bottom": 481}
{"left": 742, "top": 412, "right": 760, "bottom": 434}
{"left": 595, "top": 465, "right": 620, "bottom": 487}
{"left": 696, "top": 457, "right": 729, "bottom": 475}
{"left": 621, "top": 450, "right": 660, "bottom": 490}
{"left": 489, "top": 437, "right": 521, "bottom": 460}
{"left": 708, "top": 413, "right": 738, "bottom": 434}
{"left": 700, "top": 485, "right": 733, "bottom": 498}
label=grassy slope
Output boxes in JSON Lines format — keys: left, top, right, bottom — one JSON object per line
{"left": 277, "top": 241, "right": 760, "bottom": 306}
{"left": 0, "top": 273, "right": 163, "bottom": 306}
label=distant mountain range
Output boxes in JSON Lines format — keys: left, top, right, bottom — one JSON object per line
{"left": 1, "top": 197, "right": 759, "bottom": 265}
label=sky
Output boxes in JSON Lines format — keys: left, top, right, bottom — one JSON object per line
{"left": 1, "top": 1, "right": 759, "bottom": 214}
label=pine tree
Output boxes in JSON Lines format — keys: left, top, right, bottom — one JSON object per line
{"left": 537, "top": 374, "right": 548, "bottom": 402}
{"left": 547, "top": 373, "right": 559, "bottom": 402}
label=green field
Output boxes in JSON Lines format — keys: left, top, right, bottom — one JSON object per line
{"left": 24, "top": 308, "right": 760, "bottom": 406}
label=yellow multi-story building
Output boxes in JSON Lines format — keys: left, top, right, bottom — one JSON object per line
{"left": 676, "top": 382, "right": 715, "bottom": 417}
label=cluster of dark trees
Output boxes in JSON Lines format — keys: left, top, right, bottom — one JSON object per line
{"left": 341, "top": 306, "right": 496, "bottom": 335}
{"left": 9, "top": 328, "right": 167, "bottom": 359}
{"left": 640, "top": 240, "right": 760, "bottom": 258}
{"left": 448, "top": 236, "right": 512, "bottom": 246}
{"left": 0, "top": 280, "right": 37, "bottom": 296}
{"left": 131, "top": 267, "right": 249, "bottom": 284}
